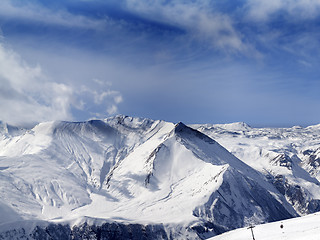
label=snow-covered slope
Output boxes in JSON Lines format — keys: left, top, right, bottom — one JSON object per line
{"left": 192, "top": 123, "right": 320, "bottom": 216}
{"left": 209, "top": 211, "right": 320, "bottom": 240}
{"left": 0, "top": 116, "right": 299, "bottom": 239}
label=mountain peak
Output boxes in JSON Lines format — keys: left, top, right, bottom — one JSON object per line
{"left": 174, "top": 121, "right": 216, "bottom": 145}
{"left": 214, "top": 122, "right": 251, "bottom": 131}
{"left": 174, "top": 121, "right": 187, "bottom": 131}
{"left": 0, "top": 121, "right": 25, "bottom": 136}
{"left": 104, "top": 115, "right": 158, "bottom": 131}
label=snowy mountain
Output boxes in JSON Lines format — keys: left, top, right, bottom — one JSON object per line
{"left": 192, "top": 122, "right": 320, "bottom": 217}
{"left": 0, "top": 116, "right": 318, "bottom": 239}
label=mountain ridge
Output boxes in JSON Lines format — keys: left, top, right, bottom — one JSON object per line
{"left": 0, "top": 115, "right": 319, "bottom": 239}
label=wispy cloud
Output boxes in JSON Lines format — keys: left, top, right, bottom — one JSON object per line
{"left": 124, "top": 0, "right": 248, "bottom": 53}
{"left": 0, "top": 0, "right": 254, "bottom": 58}
{"left": 1, "top": 0, "right": 320, "bottom": 126}
{"left": 0, "top": 0, "right": 105, "bottom": 30}
{"left": 245, "top": 0, "right": 320, "bottom": 21}
{"left": 80, "top": 81, "right": 123, "bottom": 116}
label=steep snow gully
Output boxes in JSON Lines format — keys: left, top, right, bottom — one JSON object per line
{"left": 0, "top": 115, "right": 319, "bottom": 239}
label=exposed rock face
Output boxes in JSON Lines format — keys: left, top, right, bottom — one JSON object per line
{"left": 0, "top": 223, "right": 170, "bottom": 240}
{"left": 271, "top": 154, "right": 293, "bottom": 169}
{"left": 33, "top": 223, "right": 168, "bottom": 240}
{"left": 301, "top": 148, "right": 320, "bottom": 178}
{"left": 193, "top": 123, "right": 320, "bottom": 218}
{"left": 192, "top": 168, "right": 295, "bottom": 238}
{"left": 269, "top": 174, "right": 320, "bottom": 215}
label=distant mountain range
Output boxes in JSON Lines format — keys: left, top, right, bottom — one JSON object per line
{"left": 0, "top": 115, "right": 319, "bottom": 239}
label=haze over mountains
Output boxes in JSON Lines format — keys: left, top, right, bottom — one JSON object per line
{"left": 0, "top": 115, "right": 319, "bottom": 239}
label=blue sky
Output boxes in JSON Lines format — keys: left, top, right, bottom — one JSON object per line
{"left": 1, "top": 0, "right": 320, "bottom": 127}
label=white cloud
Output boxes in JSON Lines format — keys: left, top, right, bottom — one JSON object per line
{"left": 0, "top": 0, "right": 106, "bottom": 30}
{"left": 125, "top": 0, "right": 247, "bottom": 53}
{"left": 0, "top": 43, "right": 123, "bottom": 125}
{"left": 114, "top": 95, "right": 123, "bottom": 104}
{"left": 0, "top": 43, "right": 74, "bottom": 125}
{"left": 79, "top": 81, "right": 123, "bottom": 112}
{"left": 0, "top": 0, "right": 253, "bottom": 55}
{"left": 246, "top": 0, "right": 320, "bottom": 21}
{"left": 107, "top": 105, "right": 118, "bottom": 115}
{"left": 93, "top": 90, "right": 122, "bottom": 105}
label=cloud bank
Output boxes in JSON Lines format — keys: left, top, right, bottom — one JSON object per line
{"left": 0, "top": 42, "right": 122, "bottom": 126}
